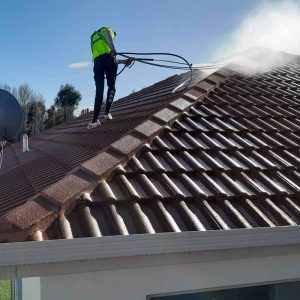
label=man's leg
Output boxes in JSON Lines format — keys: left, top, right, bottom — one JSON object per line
{"left": 92, "top": 60, "right": 105, "bottom": 122}
{"left": 104, "top": 57, "right": 118, "bottom": 114}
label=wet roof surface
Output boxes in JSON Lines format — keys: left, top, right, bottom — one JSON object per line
{"left": 45, "top": 62, "right": 300, "bottom": 240}
{"left": 0, "top": 71, "right": 204, "bottom": 217}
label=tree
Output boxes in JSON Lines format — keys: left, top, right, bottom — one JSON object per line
{"left": 0, "top": 83, "right": 17, "bottom": 98}
{"left": 54, "top": 84, "right": 81, "bottom": 121}
{"left": 18, "top": 84, "right": 33, "bottom": 109}
{"left": 17, "top": 84, "right": 34, "bottom": 133}
{"left": 1, "top": 83, "right": 46, "bottom": 136}
{"left": 16, "top": 84, "right": 47, "bottom": 135}
{"left": 80, "top": 108, "right": 90, "bottom": 116}
{"left": 44, "top": 105, "right": 57, "bottom": 129}
{"left": 26, "top": 95, "right": 46, "bottom": 136}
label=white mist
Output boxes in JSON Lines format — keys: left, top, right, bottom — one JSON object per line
{"left": 212, "top": 1, "right": 300, "bottom": 74}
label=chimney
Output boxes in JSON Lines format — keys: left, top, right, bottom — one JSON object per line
{"left": 22, "top": 134, "right": 29, "bottom": 152}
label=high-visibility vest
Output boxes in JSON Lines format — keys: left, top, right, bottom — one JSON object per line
{"left": 91, "top": 27, "right": 116, "bottom": 61}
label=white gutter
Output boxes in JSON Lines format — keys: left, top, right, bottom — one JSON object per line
{"left": 1, "top": 226, "right": 300, "bottom": 266}
{"left": 1, "top": 226, "right": 300, "bottom": 279}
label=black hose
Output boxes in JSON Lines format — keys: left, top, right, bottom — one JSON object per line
{"left": 134, "top": 59, "right": 189, "bottom": 70}
{"left": 116, "top": 52, "right": 226, "bottom": 94}
{"left": 116, "top": 65, "right": 127, "bottom": 76}
{"left": 117, "top": 52, "right": 193, "bottom": 94}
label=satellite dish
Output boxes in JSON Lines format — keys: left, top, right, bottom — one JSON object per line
{"left": 0, "top": 89, "right": 23, "bottom": 141}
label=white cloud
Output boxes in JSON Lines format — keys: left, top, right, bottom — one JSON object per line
{"left": 212, "top": 1, "right": 300, "bottom": 74}
{"left": 68, "top": 61, "right": 91, "bottom": 69}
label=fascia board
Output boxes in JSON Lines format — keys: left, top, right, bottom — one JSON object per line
{"left": 0, "top": 226, "right": 300, "bottom": 268}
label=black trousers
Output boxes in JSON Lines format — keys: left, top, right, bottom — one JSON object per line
{"left": 92, "top": 54, "right": 118, "bottom": 122}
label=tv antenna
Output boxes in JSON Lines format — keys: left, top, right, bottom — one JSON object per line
{"left": 0, "top": 89, "right": 23, "bottom": 169}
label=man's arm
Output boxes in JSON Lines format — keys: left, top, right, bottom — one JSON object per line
{"left": 104, "top": 29, "right": 116, "bottom": 56}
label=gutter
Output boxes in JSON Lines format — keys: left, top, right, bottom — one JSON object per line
{"left": 1, "top": 226, "right": 300, "bottom": 272}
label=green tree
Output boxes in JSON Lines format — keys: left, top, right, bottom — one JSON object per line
{"left": 54, "top": 84, "right": 81, "bottom": 121}
{"left": 44, "top": 105, "right": 56, "bottom": 129}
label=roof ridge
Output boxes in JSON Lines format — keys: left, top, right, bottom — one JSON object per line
{"left": 0, "top": 68, "right": 231, "bottom": 242}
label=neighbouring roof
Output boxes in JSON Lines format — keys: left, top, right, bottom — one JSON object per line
{"left": 1, "top": 51, "right": 300, "bottom": 243}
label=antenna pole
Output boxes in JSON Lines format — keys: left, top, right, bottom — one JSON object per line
{"left": 0, "top": 129, "right": 7, "bottom": 170}
{"left": 0, "top": 140, "right": 6, "bottom": 170}
{"left": 22, "top": 134, "right": 29, "bottom": 152}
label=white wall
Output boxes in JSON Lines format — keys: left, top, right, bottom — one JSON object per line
{"left": 40, "top": 252, "right": 300, "bottom": 300}
{"left": 22, "top": 277, "right": 40, "bottom": 300}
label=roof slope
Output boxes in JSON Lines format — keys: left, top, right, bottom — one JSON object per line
{"left": 2, "top": 54, "right": 300, "bottom": 243}
{"left": 0, "top": 70, "right": 204, "bottom": 217}
{"left": 44, "top": 61, "right": 300, "bottom": 239}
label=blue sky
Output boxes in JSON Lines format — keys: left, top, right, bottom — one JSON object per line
{"left": 0, "top": 0, "right": 264, "bottom": 110}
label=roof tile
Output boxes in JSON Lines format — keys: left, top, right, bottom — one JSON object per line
{"left": 184, "top": 89, "right": 205, "bottom": 100}
{"left": 41, "top": 170, "right": 95, "bottom": 207}
{"left": 169, "top": 97, "right": 194, "bottom": 111}
{"left": 81, "top": 149, "right": 124, "bottom": 179}
{"left": 133, "top": 119, "right": 163, "bottom": 138}
{"left": 0, "top": 196, "right": 57, "bottom": 234}
{"left": 206, "top": 73, "right": 227, "bottom": 85}
{"left": 153, "top": 107, "right": 178, "bottom": 123}
{"left": 195, "top": 80, "right": 217, "bottom": 93}
{"left": 111, "top": 134, "right": 144, "bottom": 155}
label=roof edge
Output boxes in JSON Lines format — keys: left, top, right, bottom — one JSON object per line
{"left": 1, "top": 226, "right": 300, "bottom": 274}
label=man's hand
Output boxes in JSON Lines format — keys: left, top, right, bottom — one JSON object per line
{"left": 125, "top": 58, "right": 134, "bottom": 66}
{"left": 115, "top": 58, "right": 134, "bottom": 66}
{"left": 110, "top": 49, "right": 117, "bottom": 57}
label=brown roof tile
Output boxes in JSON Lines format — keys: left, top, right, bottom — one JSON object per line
{"left": 153, "top": 107, "right": 178, "bottom": 123}
{"left": 81, "top": 149, "right": 124, "bottom": 179}
{"left": 41, "top": 170, "right": 96, "bottom": 207}
{"left": 111, "top": 134, "right": 145, "bottom": 155}
{"left": 0, "top": 196, "right": 58, "bottom": 242}
{"left": 169, "top": 97, "right": 194, "bottom": 111}
{"left": 133, "top": 119, "right": 163, "bottom": 138}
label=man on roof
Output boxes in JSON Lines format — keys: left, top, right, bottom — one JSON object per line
{"left": 88, "top": 27, "right": 131, "bottom": 129}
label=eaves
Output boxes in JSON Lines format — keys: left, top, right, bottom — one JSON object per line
{"left": 0, "top": 226, "right": 300, "bottom": 278}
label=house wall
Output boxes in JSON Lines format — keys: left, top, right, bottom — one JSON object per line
{"left": 40, "top": 251, "right": 300, "bottom": 300}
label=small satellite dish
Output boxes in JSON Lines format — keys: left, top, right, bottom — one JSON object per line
{"left": 0, "top": 89, "right": 23, "bottom": 141}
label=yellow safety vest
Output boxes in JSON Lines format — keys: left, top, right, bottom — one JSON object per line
{"left": 91, "top": 27, "right": 116, "bottom": 61}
